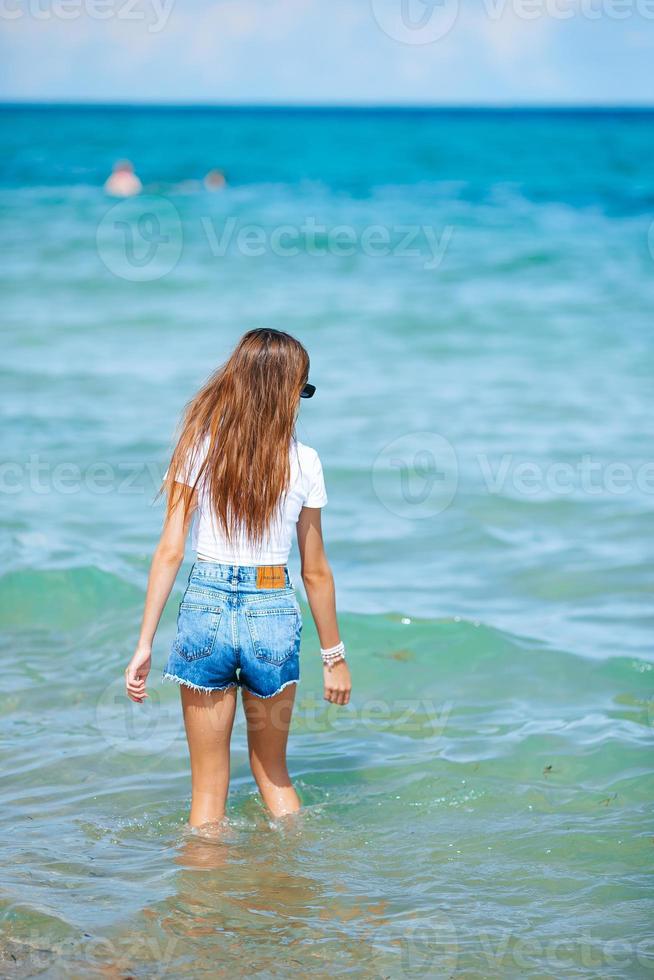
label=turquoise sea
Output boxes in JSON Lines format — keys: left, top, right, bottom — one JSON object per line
{"left": 1, "top": 106, "right": 653, "bottom": 978}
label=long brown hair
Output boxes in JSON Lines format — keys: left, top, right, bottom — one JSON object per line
{"left": 164, "top": 329, "right": 310, "bottom": 546}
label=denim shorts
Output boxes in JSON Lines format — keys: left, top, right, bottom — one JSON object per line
{"left": 162, "top": 560, "right": 302, "bottom": 699}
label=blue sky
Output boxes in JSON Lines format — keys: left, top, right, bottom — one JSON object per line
{"left": 1, "top": 0, "right": 652, "bottom": 105}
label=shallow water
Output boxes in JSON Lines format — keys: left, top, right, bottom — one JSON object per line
{"left": 1, "top": 106, "right": 653, "bottom": 978}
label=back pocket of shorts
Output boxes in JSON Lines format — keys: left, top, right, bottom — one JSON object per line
{"left": 173, "top": 601, "right": 222, "bottom": 662}
{"left": 245, "top": 608, "right": 301, "bottom": 666}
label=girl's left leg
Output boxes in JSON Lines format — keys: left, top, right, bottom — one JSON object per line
{"left": 180, "top": 685, "right": 238, "bottom": 828}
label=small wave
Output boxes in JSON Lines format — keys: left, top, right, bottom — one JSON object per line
{"left": 0, "top": 565, "right": 141, "bottom": 630}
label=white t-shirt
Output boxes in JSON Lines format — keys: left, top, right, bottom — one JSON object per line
{"left": 172, "top": 437, "right": 328, "bottom": 565}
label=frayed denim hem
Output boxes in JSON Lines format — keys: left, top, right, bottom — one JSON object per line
{"left": 162, "top": 672, "right": 238, "bottom": 695}
{"left": 240, "top": 678, "right": 299, "bottom": 700}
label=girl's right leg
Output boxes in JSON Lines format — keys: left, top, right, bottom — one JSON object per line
{"left": 242, "top": 684, "right": 301, "bottom": 818}
{"left": 180, "top": 685, "right": 238, "bottom": 828}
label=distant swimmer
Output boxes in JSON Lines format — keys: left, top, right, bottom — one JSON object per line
{"left": 204, "top": 169, "right": 227, "bottom": 191}
{"left": 104, "top": 160, "right": 143, "bottom": 197}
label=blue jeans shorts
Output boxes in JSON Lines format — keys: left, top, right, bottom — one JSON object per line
{"left": 162, "top": 560, "right": 302, "bottom": 698}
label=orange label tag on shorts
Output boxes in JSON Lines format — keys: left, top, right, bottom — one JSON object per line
{"left": 256, "top": 565, "right": 286, "bottom": 589}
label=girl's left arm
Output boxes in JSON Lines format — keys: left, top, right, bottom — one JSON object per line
{"left": 125, "top": 487, "right": 197, "bottom": 703}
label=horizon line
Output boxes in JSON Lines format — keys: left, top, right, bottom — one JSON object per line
{"left": 1, "top": 100, "right": 653, "bottom": 112}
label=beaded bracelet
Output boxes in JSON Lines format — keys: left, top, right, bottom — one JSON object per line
{"left": 320, "top": 640, "right": 346, "bottom": 666}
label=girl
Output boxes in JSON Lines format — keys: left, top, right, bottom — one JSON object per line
{"left": 124, "top": 329, "right": 351, "bottom": 827}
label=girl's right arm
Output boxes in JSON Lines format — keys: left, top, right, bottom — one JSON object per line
{"left": 296, "top": 506, "right": 351, "bottom": 706}
{"left": 125, "top": 487, "right": 197, "bottom": 703}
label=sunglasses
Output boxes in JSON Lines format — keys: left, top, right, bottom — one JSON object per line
{"left": 300, "top": 382, "right": 316, "bottom": 399}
